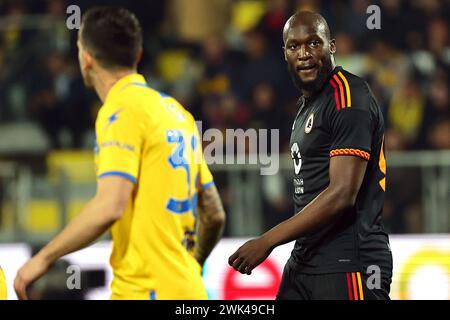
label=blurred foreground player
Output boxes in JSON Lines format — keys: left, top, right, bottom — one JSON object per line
{"left": 229, "top": 11, "right": 392, "bottom": 300}
{"left": 15, "top": 7, "right": 225, "bottom": 300}
{"left": 0, "top": 266, "right": 6, "bottom": 299}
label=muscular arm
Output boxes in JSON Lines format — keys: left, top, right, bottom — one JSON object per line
{"left": 263, "top": 155, "right": 367, "bottom": 248}
{"left": 194, "top": 184, "right": 226, "bottom": 267}
{"left": 229, "top": 155, "right": 367, "bottom": 274}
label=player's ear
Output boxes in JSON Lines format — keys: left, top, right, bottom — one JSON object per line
{"left": 330, "top": 39, "right": 336, "bottom": 55}
{"left": 83, "top": 50, "right": 94, "bottom": 69}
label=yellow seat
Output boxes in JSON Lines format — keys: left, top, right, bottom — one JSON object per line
{"left": 47, "top": 150, "right": 95, "bottom": 184}
{"left": 21, "top": 199, "right": 87, "bottom": 233}
{"left": 26, "top": 200, "right": 59, "bottom": 233}
{"left": 1, "top": 200, "right": 60, "bottom": 234}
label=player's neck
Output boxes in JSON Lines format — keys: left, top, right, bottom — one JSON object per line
{"left": 93, "top": 68, "right": 137, "bottom": 103}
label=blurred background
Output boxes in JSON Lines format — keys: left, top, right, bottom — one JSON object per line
{"left": 0, "top": 0, "right": 449, "bottom": 299}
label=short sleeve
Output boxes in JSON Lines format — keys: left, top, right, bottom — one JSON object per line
{"left": 329, "top": 107, "right": 372, "bottom": 161}
{"left": 96, "top": 107, "right": 142, "bottom": 183}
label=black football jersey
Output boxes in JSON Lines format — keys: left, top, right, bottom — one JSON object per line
{"left": 288, "top": 66, "right": 392, "bottom": 276}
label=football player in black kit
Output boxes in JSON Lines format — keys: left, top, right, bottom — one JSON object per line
{"left": 229, "top": 11, "right": 393, "bottom": 300}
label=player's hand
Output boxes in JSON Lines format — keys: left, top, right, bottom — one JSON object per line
{"left": 14, "top": 255, "right": 50, "bottom": 300}
{"left": 228, "top": 237, "right": 273, "bottom": 275}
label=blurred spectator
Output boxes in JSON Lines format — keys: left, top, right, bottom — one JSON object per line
{"left": 378, "top": 0, "right": 406, "bottom": 50}
{"left": 249, "top": 82, "right": 280, "bottom": 130}
{"left": 417, "top": 71, "right": 450, "bottom": 149}
{"left": 256, "top": 0, "right": 291, "bottom": 54}
{"left": 364, "top": 40, "right": 411, "bottom": 106}
{"left": 0, "top": 1, "right": 30, "bottom": 61}
{"left": 220, "top": 93, "right": 249, "bottom": 130}
{"left": 248, "top": 81, "right": 290, "bottom": 149}
{"left": 328, "top": 0, "right": 371, "bottom": 41}
{"left": 29, "top": 51, "right": 69, "bottom": 149}
{"left": 387, "top": 77, "right": 425, "bottom": 149}
{"left": 0, "top": 0, "right": 33, "bottom": 121}
{"left": 197, "top": 34, "right": 239, "bottom": 99}
{"left": 28, "top": 51, "right": 94, "bottom": 149}
{"left": 427, "top": 118, "right": 450, "bottom": 150}
{"left": 427, "top": 19, "right": 450, "bottom": 65}
{"left": 240, "top": 27, "right": 287, "bottom": 102}
{"left": 195, "top": 33, "right": 245, "bottom": 129}
{"left": 45, "top": 0, "right": 70, "bottom": 51}
{"left": 167, "top": 0, "right": 232, "bottom": 44}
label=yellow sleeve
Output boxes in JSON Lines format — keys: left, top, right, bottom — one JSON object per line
{"left": 96, "top": 107, "right": 143, "bottom": 183}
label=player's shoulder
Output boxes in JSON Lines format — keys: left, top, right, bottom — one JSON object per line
{"left": 121, "top": 83, "right": 162, "bottom": 108}
{"left": 102, "top": 84, "right": 196, "bottom": 126}
{"left": 108, "top": 84, "right": 165, "bottom": 116}
{"left": 160, "top": 92, "right": 196, "bottom": 123}
{"left": 327, "top": 67, "right": 375, "bottom": 112}
{"left": 338, "top": 67, "right": 372, "bottom": 99}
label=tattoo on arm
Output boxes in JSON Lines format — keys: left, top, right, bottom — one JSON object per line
{"left": 195, "top": 185, "right": 226, "bottom": 267}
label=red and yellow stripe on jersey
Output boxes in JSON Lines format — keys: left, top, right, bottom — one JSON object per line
{"left": 329, "top": 71, "right": 352, "bottom": 110}
{"left": 328, "top": 71, "right": 370, "bottom": 162}
{"left": 346, "top": 272, "right": 365, "bottom": 300}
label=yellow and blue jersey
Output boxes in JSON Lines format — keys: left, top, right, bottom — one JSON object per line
{"left": 94, "top": 74, "right": 214, "bottom": 300}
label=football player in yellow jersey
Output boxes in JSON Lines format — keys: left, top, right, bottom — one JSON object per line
{"left": 0, "top": 267, "right": 6, "bottom": 299}
{"left": 14, "top": 7, "right": 225, "bottom": 300}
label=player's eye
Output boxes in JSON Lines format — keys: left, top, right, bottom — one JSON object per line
{"left": 288, "top": 43, "right": 298, "bottom": 51}
{"left": 309, "top": 40, "right": 321, "bottom": 47}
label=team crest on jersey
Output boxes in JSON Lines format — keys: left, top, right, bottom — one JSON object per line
{"left": 305, "top": 113, "right": 314, "bottom": 133}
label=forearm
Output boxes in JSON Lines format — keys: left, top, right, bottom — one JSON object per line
{"left": 195, "top": 185, "right": 226, "bottom": 266}
{"left": 37, "top": 198, "right": 119, "bottom": 265}
{"left": 262, "top": 187, "right": 351, "bottom": 249}
{"left": 195, "top": 219, "right": 224, "bottom": 266}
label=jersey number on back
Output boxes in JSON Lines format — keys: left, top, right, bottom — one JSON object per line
{"left": 166, "top": 130, "right": 198, "bottom": 214}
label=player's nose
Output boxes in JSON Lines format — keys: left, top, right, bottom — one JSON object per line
{"left": 297, "top": 45, "right": 312, "bottom": 61}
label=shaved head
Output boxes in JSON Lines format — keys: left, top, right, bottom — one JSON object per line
{"left": 283, "top": 11, "right": 331, "bottom": 45}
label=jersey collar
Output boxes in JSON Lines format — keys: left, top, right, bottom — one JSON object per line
{"left": 328, "top": 65, "right": 343, "bottom": 79}
{"left": 105, "top": 73, "right": 147, "bottom": 103}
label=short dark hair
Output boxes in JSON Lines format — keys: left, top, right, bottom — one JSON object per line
{"left": 80, "top": 7, "right": 142, "bottom": 69}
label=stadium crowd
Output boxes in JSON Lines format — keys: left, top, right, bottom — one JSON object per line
{"left": 0, "top": 0, "right": 449, "bottom": 234}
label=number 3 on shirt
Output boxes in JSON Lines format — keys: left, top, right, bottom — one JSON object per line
{"left": 166, "top": 129, "right": 195, "bottom": 214}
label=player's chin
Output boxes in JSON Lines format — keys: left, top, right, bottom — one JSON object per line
{"left": 298, "top": 70, "right": 319, "bottom": 84}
